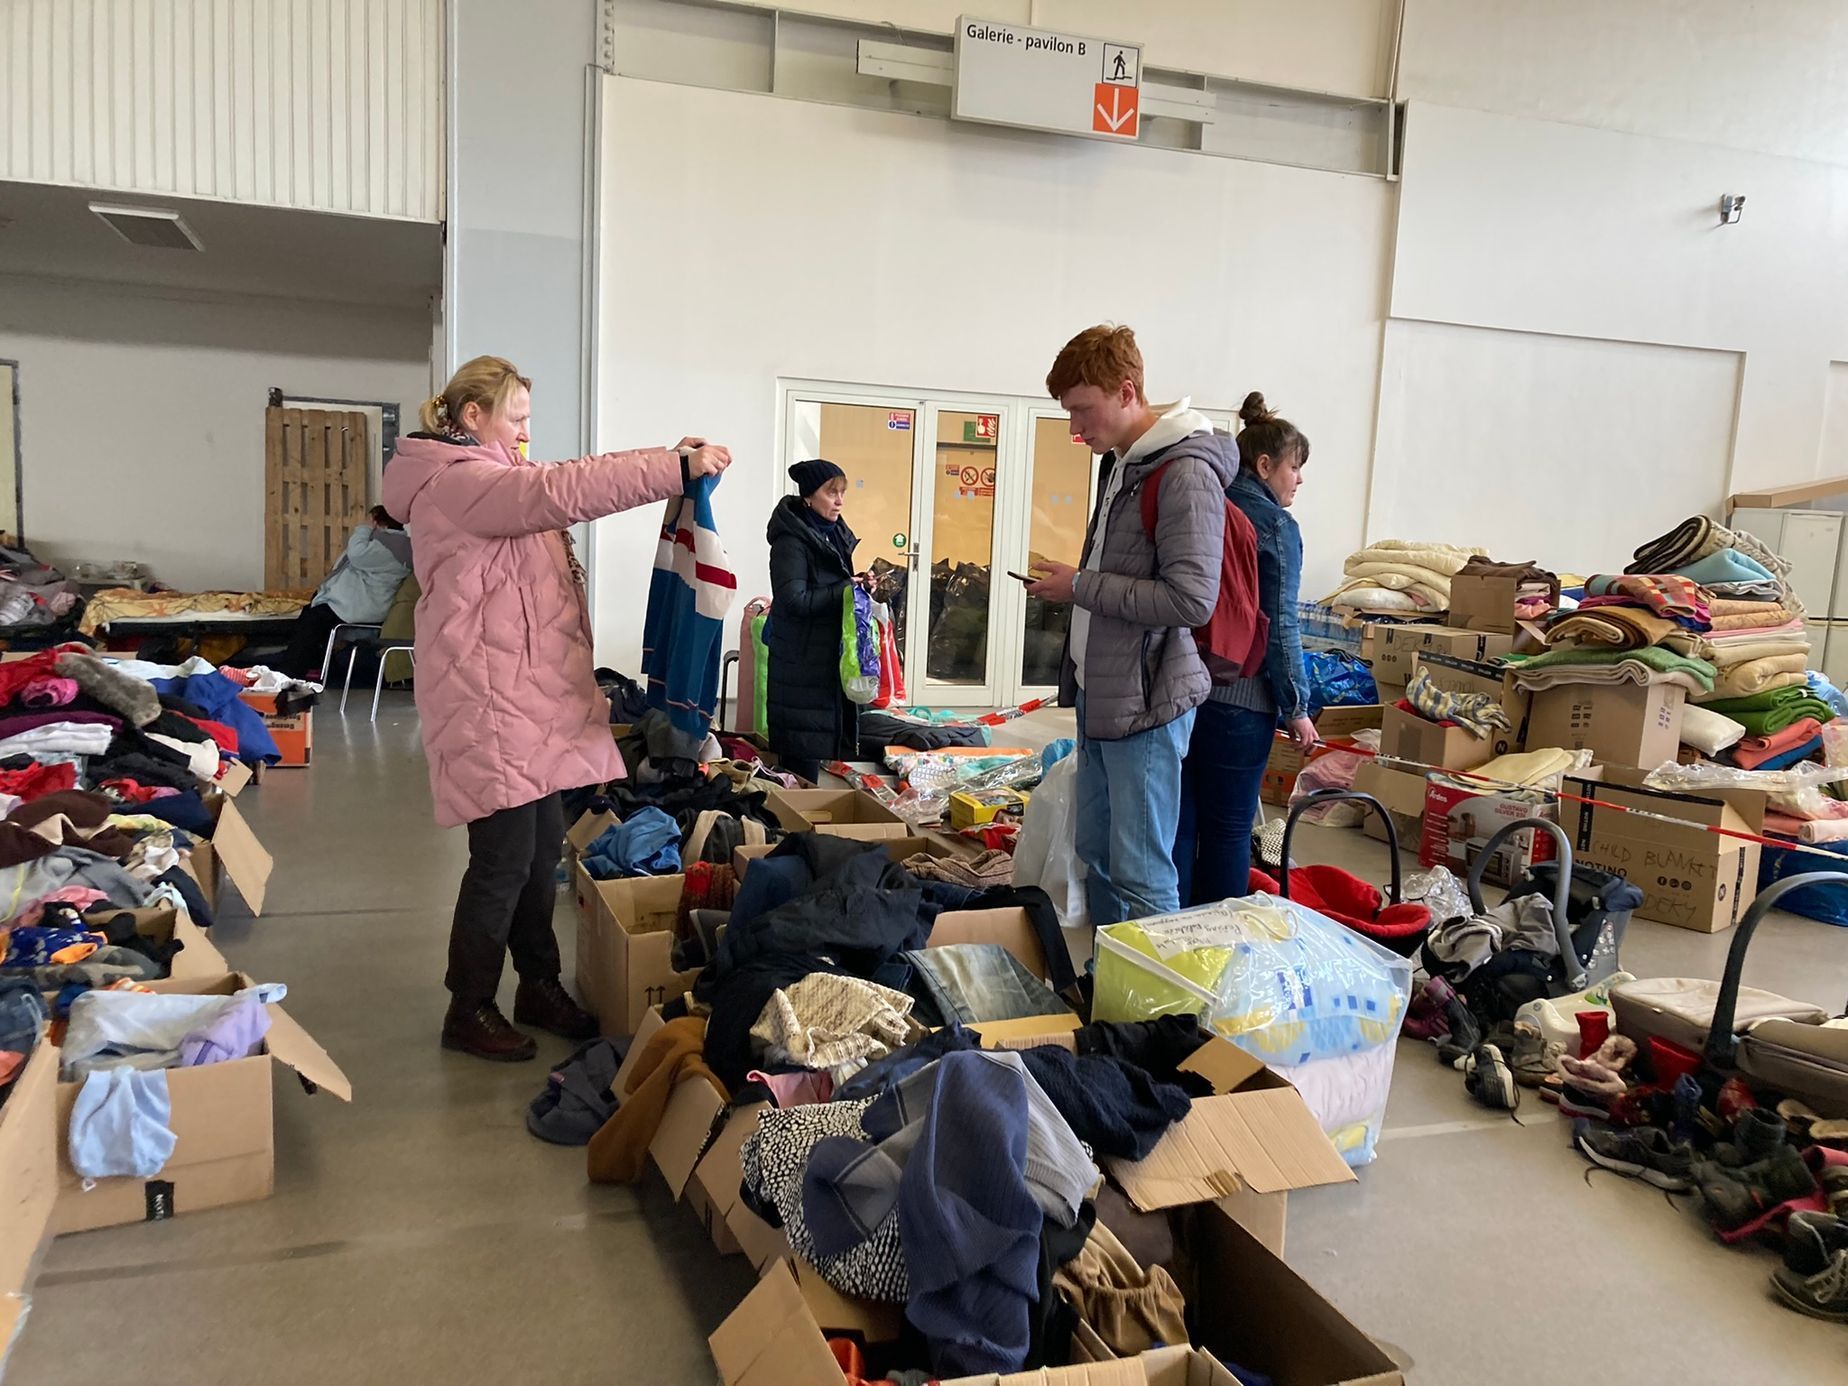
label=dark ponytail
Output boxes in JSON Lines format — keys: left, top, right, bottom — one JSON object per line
{"left": 1236, "top": 391, "right": 1308, "bottom": 472}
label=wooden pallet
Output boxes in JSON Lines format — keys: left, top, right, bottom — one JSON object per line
{"left": 264, "top": 406, "right": 370, "bottom": 593}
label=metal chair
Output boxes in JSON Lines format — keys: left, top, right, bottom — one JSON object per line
{"left": 339, "top": 637, "right": 416, "bottom": 720}
{"left": 319, "top": 622, "right": 381, "bottom": 689}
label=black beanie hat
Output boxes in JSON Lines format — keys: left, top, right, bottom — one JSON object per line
{"left": 788, "top": 457, "right": 846, "bottom": 498}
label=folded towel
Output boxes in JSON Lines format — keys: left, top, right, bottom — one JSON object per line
{"left": 1543, "top": 606, "right": 1711, "bottom": 657}
{"left": 1701, "top": 684, "right": 1836, "bottom": 736}
{"left": 1739, "top": 734, "right": 1824, "bottom": 773}
{"left": 1672, "top": 549, "right": 1775, "bottom": 588}
{"left": 1679, "top": 704, "right": 1748, "bottom": 757}
{"left": 1730, "top": 718, "right": 1824, "bottom": 770}
{"left": 1582, "top": 574, "right": 1710, "bottom": 624}
{"left": 1505, "top": 645, "right": 1717, "bottom": 694}
{"left": 1700, "top": 653, "right": 1811, "bottom": 701}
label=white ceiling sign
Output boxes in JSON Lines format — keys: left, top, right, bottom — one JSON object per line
{"left": 953, "top": 15, "right": 1142, "bottom": 143}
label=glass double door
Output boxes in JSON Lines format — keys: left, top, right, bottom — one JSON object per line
{"left": 784, "top": 388, "right": 1097, "bottom": 709}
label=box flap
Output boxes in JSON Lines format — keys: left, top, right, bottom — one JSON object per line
{"left": 969, "top": 1014, "right": 1083, "bottom": 1046}
{"left": 787, "top": 1257, "right": 904, "bottom": 1342}
{"left": 0, "top": 1043, "right": 58, "bottom": 1299}
{"left": 650, "top": 1076, "right": 727, "bottom": 1198}
{"left": 168, "top": 910, "right": 230, "bottom": 978}
{"left": 612, "top": 1008, "right": 667, "bottom": 1097}
{"left": 211, "top": 799, "right": 273, "bottom": 916}
{"left": 1179, "top": 1037, "right": 1268, "bottom": 1094}
{"left": 262, "top": 1004, "right": 353, "bottom": 1101}
{"left": 1106, "top": 1088, "right": 1355, "bottom": 1211}
{"left": 929, "top": 907, "right": 1050, "bottom": 981}
{"left": 709, "top": 1261, "right": 842, "bottom": 1386}
{"left": 567, "top": 810, "right": 619, "bottom": 854}
{"left": 216, "top": 760, "right": 254, "bottom": 797}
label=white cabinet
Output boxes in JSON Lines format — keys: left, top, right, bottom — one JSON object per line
{"left": 1732, "top": 506, "right": 1848, "bottom": 684}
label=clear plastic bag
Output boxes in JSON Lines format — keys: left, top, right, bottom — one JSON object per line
{"left": 1092, "top": 894, "right": 1412, "bottom": 1064}
{"left": 1645, "top": 759, "right": 1848, "bottom": 795}
{"left": 1012, "top": 753, "right": 1088, "bottom": 928}
{"left": 1402, "top": 866, "right": 1471, "bottom": 925}
{"left": 890, "top": 754, "right": 958, "bottom": 825}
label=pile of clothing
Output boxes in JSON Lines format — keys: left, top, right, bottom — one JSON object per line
{"left": 0, "top": 540, "right": 82, "bottom": 636}
{"left": 1455, "top": 556, "right": 1559, "bottom": 621}
{"left": 1509, "top": 573, "right": 1718, "bottom": 694}
{"left": 1322, "top": 540, "right": 1488, "bottom": 618}
{"left": 0, "top": 973, "right": 46, "bottom": 1111}
{"left": 575, "top": 771, "right": 789, "bottom": 882}
{"left": 58, "top": 981, "right": 283, "bottom": 1180}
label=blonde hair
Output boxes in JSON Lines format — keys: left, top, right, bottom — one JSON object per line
{"left": 420, "top": 355, "right": 532, "bottom": 434}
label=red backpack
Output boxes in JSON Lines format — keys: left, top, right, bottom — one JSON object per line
{"left": 1139, "top": 460, "right": 1270, "bottom": 681}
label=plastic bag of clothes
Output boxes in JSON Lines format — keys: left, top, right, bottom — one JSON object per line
{"left": 839, "top": 587, "right": 880, "bottom": 705}
{"left": 870, "top": 601, "right": 905, "bottom": 709}
{"left": 1013, "top": 753, "right": 1088, "bottom": 929}
{"left": 1304, "top": 649, "right": 1378, "bottom": 715}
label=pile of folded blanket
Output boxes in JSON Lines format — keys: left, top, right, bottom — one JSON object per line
{"left": 1323, "top": 540, "right": 1488, "bottom": 617}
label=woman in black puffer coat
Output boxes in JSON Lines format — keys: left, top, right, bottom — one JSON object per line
{"left": 766, "top": 458, "right": 864, "bottom": 781}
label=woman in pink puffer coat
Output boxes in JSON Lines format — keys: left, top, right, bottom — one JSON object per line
{"left": 382, "top": 356, "right": 731, "bottom": 1062}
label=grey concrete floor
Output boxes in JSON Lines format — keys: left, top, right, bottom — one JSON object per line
{"left": 16, "top": 698, "right": 1848, "bottom": 1384}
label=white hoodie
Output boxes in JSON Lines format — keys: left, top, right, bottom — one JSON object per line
{"left": 1070, "top": 400, "right": 1215, "bottom": 689}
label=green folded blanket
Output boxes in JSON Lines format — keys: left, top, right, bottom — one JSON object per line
{"left": 1503, "top": 644, "right": 1717, "bottom": 691}
{"left": 1698, "top": 684, "right": 1836, "bottom": 736}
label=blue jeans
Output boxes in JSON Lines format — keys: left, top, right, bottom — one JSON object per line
{"left": 1175, "top": 700, "right": 1275, "bottom": 906}
{"left": 1074, "top": 695, "right": 1196, "bottom": 925}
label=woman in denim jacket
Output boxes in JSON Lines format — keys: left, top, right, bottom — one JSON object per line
{"left": 1175, "top": 393, "right": 1313, "bottom": 904}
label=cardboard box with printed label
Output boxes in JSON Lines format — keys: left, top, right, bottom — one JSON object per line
{"left": 1364, "top": 624, "right": 1513, "bottom": 694}
{"left": 1446, "top": 570, "right": 1558, "bottom": 635}
{"left": 575, "top": 872, "right": 700, "bottom": 1037}
{"left": 765, "top": 788, "right": 908, "bottom": 840}
{"left": 1564, "top": 768, "right": 1763, "bottom": 933}
{"left": 236, "top": 691, "right": 312, "bottom": 767}
{"left": 0, "top": 1042, "right": 59, "bottom": 1375}
{"left": 1261, "top": 705, "right": 1383, "bottom": 807}
{"left": 1526, "top": 682, "right": 1687, "bottom": 771}
{"left": 1378, "top": 704, "right": 1498, "bottom": 774}
{"left": 1351, "top": 760, "right": 1429, "bottom": 851}
{"left": 1408, "top": 653, "right": 1530, "bottom": 755}
{"left": 50, "top": 973, "right": 351, "bottom": 1233}
{"left": 1419, "top": 779, "right": 1558, "bottom": 886}
{"left": 181, "top": 793, "right": 274, "bottom": 918}
{"left": 710, "top": 1202, "right": 1405, "bottom": 1386}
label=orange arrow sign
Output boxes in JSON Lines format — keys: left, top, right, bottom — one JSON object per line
{"left": 1092, "top": 82, "right": 1139, "bottom": 137}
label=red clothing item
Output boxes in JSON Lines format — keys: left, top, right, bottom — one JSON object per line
{"left": 100, "top": 778, "right": 178, "bottom": 805}
{"left": 181, "top": 715, "right": 240, "bottom": 755}
{"left": 0, "top": 761, "right": 78, "bottom": 802}
{"left": 0, "top": 644, "right": 86, "bottom": 708}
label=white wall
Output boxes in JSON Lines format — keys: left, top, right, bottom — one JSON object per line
{"left": 1, "top": 0, "right": 444, "bottom": 221}
{"left": 0, "top": 275, "right": 431, "bottom": 588}
{"left": 1389, "top": 100, "right": 1848, "bottom": 498}
{"left": 1400, "top": 0, "right": 1848, "bottom": 165}
{"left": 592, "top": 75, "right": 1393, "bottom": 665}
{"left": 445, "top": 0, "right": 596, "bottom": 462}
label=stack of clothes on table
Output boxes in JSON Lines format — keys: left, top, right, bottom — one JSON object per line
{"left": 1508, "top": 573, "right": 1718, "bottom": 695}
{"left": 1322, "top": 539, "right": 1488, "bottom": 619}
{"left": 0, "top": 540, "right": 82, "bottom": 641}
{"left": 56, "top": 980, "right": 284, "bottom": 1180}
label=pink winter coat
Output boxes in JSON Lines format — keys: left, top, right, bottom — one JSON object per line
{"left": 381, "top": 435, "right": 683, "bottom": 828}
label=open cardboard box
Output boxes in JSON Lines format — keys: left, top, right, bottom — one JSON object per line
{"left": 1350, "top": 759, "right": 1428, "bottom": 850}
{"left": 1262, "top": 706, "right": 1382, "bottom": 807}
{"left": 766, "top": 788, "right": 909, "bottom": 840}
{"left": 86, "top": 904, "right": 229, "bottom": 981}
{"left": 573, "top": 869, "right": 700, "bottom": 1038}
{"left": 1526, "top": 681, "right": 1686, "bottom": 771}
{"left": 711, "top": 1201, "right": 1405, "bottom": 1386}
{"left": 0, "top": 1043, "right": 59, "bottom": 1378}
{"left": 1563, "top": 767, "right": 1763, "bottom": 933}
{"left": 1364, "top": 624, "right": 1512, "bottom": 693}
{"left": 50, "top": 972, "right": 351, "bottom": 1233}
{"left": 1408, "top": 653, "right": 1530, "bottom": 754}
{"left": 237, "top": 690, "right": 313, "bottom": 767}
{"left": 181, "top": 792, "right": 274, "bottom": 917}
{"left": 731, "top": 835, "right": 957, "bottom": 883}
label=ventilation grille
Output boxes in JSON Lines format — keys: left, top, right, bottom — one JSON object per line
{"left": 88, "top": 202, "right": 202, "bottom": 251}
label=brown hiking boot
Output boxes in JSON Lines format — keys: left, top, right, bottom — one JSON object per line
{"left": 513, "top": 977, "right": 599, "bottom": 1041}
{"left": 441, "top": 999, "right": 537, "bottom": 1062}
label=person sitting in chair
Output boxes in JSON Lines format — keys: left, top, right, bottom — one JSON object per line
{"left": 272, "top": 506, "right": 413, "bottom": 679}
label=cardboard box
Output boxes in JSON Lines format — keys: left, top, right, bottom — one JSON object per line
{"left": 1364, "top": 624, "right": 1512, "bottom": 693}
{"left": 1446, "top": 570, "right": 1557, "bottom": 635}
{"left": 1408, "top": 653, "right": 1530, "bottom": 755}
{"left": 237, "top": 691, "right": 312, "bottom": 767}
{"left": 1378, "top": 703, "right": 1498, "bottom": 773}
{"left": 1526, "top": 682, "right": 1687, "bottom": 771}
{"left": 1419, "top": 778, "right": 1558, "bottom": 886}
{"left": 1564, "top": 768, "right": 1764, "bottom": 932}
{"left": 731, "top": 835, "right": 956, "bottom": 882}
{"left": 565, "top": 809, "right": 618, "bottom": 860}
{"left": 948, "top": 787, "right": 1030, "bottom": 831}
{"left": 765, "top": 788, "right": 908, "bottom": 840}
{"left": 181, "top": 793, "right": 274, "bottom": 917}
{"left": 51, "top": 973, "right": 351, "bottom": 1232}
{"left": 575, "top": 873, "right": 700, "bottom": 1037}
{"left": 1261, "top": 705, "right": 1383, "bottom": 807}
{"left": 0, "top": 1043, "right": 59, "bottom": 1374}
{"left": 711, "top": 1204, "right": 1405, "bottom": 1386}
{"left": 1351, "top": 759, "right": 1429, "bottom": 851}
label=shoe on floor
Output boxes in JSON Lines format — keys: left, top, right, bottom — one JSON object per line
{"left": 514, "top": 977, "right": 599, "bottom": 1041}
{"left": 1694, "top": 1144, "right": 1819, "bottom": 1231}
{"left": 1574, "top": 1122, "right": 1695, "bottom": 1191}
{"left": 1559, "top": 1083, "right": 1612, "bottom": 1121}
{"left": 1822, "top": 1166, "right": 1848, "bottom": 1217}
{"left": 1509, "top": 1021, "right": 1564, "bottom": 1088}
{"left": 442, "top": 999, "right": 538, "bottom": 1062}
{"left": 1464, "top": 1043, "right": 1519, "bottom": 1112}
{"left": 1770, "top": 1248, "right": 1848, "bottom": 1322}
{"left": 1785, "top": 1211, "right": 1848, "bottom": 1276}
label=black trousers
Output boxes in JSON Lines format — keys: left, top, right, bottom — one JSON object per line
{"left": 274, "top": 602, "right": 344, "bottom": 679}
{"left": 447, "top": 791, "right": 566, "bottom": 1004}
